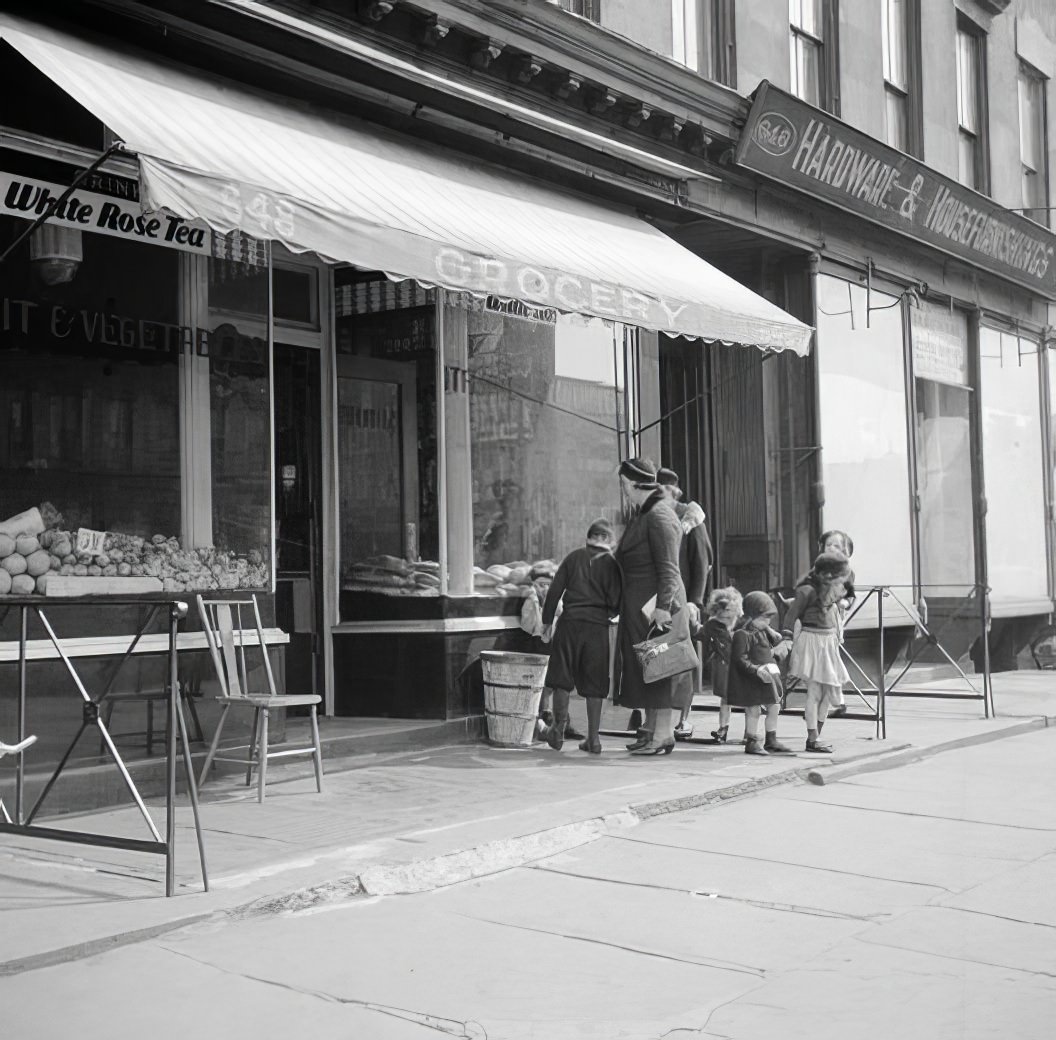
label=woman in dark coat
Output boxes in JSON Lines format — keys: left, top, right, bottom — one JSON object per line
{"left": 614, "top": 458, "right": 690, "bottom": 756}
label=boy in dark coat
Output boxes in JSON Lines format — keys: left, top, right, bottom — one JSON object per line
{"left": 538, "top": 518, "right": 622, "bottom": 753}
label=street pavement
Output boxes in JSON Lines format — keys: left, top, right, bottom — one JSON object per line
{"left": 2, "top": 724, "right": 1054, "bottom": 1039}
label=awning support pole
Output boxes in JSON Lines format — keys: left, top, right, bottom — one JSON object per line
{"left": 0, "top": 142, "right": 124, "bottom": 265}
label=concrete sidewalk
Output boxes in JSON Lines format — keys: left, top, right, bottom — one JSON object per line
{"left": 1, "top": 668, "right": 1053, "bottom": 976}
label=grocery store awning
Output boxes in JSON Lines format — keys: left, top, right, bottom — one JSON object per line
{"left": 0, "top": 16, "right": 812, "bottom": 354}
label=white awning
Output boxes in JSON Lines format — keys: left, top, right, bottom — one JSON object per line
{"left": 0, "top": 16, "right": 812, "bottom": 353}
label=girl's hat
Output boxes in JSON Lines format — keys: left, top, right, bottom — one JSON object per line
{"left": 814, "top": 550, "right": 850, "bottom": 578}
{"left": 741, "top": 591, "right": 778, "bottom": 618}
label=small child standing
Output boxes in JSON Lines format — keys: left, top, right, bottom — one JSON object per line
{"left": 727, "top": 591, "right": 792, "bottom": 756}
{"left": 782, "top": 551, "right": 852, "bottom": 753}
{"left": 701, "top": 587, "right": 742, "bottom": 744}
{"left": 817, "top": 530, "right": 855, "bottom": 716}
{"left": 538, "top": 518, "right": 622, "bottom": 754}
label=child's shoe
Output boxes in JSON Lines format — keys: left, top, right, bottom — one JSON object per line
{"left": 709, "top": 725, "right": 729, "bottom": 744}
{"left": 744, "top": 738, "right": 769, "bottom": 756}
{"left": 674, "top": 719, "right": 694, "bottom": 741}
{"left": 804, "top": 739, "right": 833, "bottom": 754}
{"left": 764, "top": 733, "right": 793, "bottom": 754}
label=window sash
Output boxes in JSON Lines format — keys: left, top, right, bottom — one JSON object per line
{"left": 956, "top": 29, "right": 979, "bottom": 132}
{"left": 790, "top": 29, "right": 822, "bottom": 106}
{"left": 884, "top": 84, "right": 909, "bottom": 151}
{"left": 789, "top": 0, "right": 823, "bottom": 38}
{"left": 1019, "top": 66, "right": 1045, "bottom": 172}
{"left": 882, "top": 0, "right": 908, "bottom": 90}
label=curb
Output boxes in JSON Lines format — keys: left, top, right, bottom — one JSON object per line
{"left": 804, "top": 715, "right": 1054, "bottom": 786}
{"left": 2, "top": 714, "right": 1053, "bottom": 976}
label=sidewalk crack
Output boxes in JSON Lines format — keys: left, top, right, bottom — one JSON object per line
{"left": 450, "top": 911, "right": 766, "bottom": 977}
{"left": 792, "top": 800, "right": 1056, "bottom": 833}
{"left": 160, "top": 946, "right": 488, "bottom": 1037}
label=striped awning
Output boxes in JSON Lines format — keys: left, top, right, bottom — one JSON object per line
{"left": 0, "top": 15, "right": 812, "bottom": 353}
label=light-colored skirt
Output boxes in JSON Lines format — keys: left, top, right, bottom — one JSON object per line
{"left": 789, "top": 629, "right": 849, "bottom": 687}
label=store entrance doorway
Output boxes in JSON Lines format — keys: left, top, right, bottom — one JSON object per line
{"left": 274, "top": 342, "right": 324, "bottom": 698}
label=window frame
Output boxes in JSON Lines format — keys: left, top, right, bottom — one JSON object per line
{"left": 1018, "top": 60, "right": 1050, "bottom": 229}
{"left": 881, "top": 0, "right": 923, "bottom": 157}
{"left": 789, "top": 0, "right": 840, "bottom": 115}
{"left": 558, "top": 0, "right": 601, "bottom": 23}
{"left": 955, "top": 15, "right": 991, "bottom": 195}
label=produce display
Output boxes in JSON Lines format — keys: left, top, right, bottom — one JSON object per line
{"left": 342, "top": 554, "right": 558, "bottom": 597}
{"left": 0, "top": 503, "right": 269, "bottom": 596}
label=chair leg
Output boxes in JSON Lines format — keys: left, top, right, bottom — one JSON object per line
{"left": 257, "top": 709, "right": 269, "bottom": 803}
{"left": 183, "top": 687, "right": 205, "bottom": 744}
{"left": 310, "top": 705, "right": 324, "bottom": 793}
{"left": 199, "top": 703, "right": 231, "bottom": 787}
{"left": 246, "top": 708, "right": 260, "bottom": 788}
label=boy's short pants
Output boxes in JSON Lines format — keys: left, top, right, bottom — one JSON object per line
{"left": 544, "top": 617, "right": 611, "bottom": 699}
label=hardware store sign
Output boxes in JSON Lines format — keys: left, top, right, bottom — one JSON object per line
{"left": 1, "top": 172, "right": 210, "bottom": 254}
{"left": 735, "top": 82, "right": 1056, "bottom": 299}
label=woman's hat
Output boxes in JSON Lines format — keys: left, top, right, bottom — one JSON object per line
{"left": 618, "top": 458, "right": 657, "bottom": 485}
{"left": 742, "top": 591, "right": 778, "bottom": 619}
{"left": 656, "top": 468, "right": 680, "bottom": 487}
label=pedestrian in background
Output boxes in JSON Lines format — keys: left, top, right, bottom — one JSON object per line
{"left": 614, "top": 458, "right": 689, "bottom": 757}
{"left": 537, "top": 518, "right": 621, "bottom": 754}
{"left": 727, "top": 591, "right": 792, "bottom": 756}
{"left": 782, "top": 551, "right": 853, "bottom": 753}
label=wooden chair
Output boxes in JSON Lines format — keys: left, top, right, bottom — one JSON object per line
{"left": 197, "top": 595, "right": 323, "bottom": 802}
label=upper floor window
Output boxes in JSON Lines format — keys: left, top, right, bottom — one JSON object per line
{"left": 673, "top": 0, "right": 736, "bottom": 86}
{"left": 558, "top": 0, "right": 601, "bottom": 22}
{"left": 1019, "top": 61, "right": 1049, "bottom": 227}
{"left": 882, "top": 0, "right": 922, "bottom": 156}
{"left": 789, "top": 0, "right": 839, "bottom": 113}
{"left": 956, "top": 17, "right": 989, "bottom": 193}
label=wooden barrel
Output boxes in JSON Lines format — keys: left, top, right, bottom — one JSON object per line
{"left": 480, "top": 650, "right": 549, "bottom": 748}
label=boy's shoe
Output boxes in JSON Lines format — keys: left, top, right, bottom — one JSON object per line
{"left": 744, "top": 739, "right": 769, "bottom": 756}
{"left": 764, "top": 733, "right": 793, "bottom": 754}
{"left": 544, "top": 720, "right": 567, "bottom": 751}
{"left": 804, "top": 739, "right": 833, "bottom": 754}
{"left": 564, "top": 724, "right": 587, "bottom": 742}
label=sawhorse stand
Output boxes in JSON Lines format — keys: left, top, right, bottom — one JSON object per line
{"left": 0, "top": 597, "right": 208, "bottom": 896}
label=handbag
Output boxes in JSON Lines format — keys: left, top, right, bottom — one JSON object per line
{"left": 633, "top": 608, "right": 700, "bottom": 684}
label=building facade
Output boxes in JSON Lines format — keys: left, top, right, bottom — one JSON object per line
{"left": 0, "top": 0, "right": 1052, "bottom": 760}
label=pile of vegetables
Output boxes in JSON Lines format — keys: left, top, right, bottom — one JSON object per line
{"left": 0, "top": 503, "right": 268, "bottom": 596}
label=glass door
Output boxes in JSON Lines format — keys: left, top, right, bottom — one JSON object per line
{"left": 274, "top": 343, "right": 323, "bottom": 697}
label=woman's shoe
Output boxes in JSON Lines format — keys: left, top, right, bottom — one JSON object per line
{"left": 804, "top": 739, "right": 833, "bottom": 754}
{"left": 674, "top": 720, "right": 694, "bottom": 742}
{"left": 709, "top": 725, "right": 729, "bottom": 744}
{"left": 744, "top": 738, "right": 769, "bottom": 756}
{"left": 578, "top": 738, "right": 603, "bottom": 755}
{"left": 625, "top": 729, "right": 653, "bottom": 751}
{"left": 630, "top": 739, "right": 675, "bottom": 756}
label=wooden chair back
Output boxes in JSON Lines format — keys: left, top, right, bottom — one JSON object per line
{"left": 196, "top": 595, "right": 279, "bottom": 701}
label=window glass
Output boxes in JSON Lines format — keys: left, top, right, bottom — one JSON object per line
{"left": 790, "top": 0, "right": 822, "bottom": 36}
{"left": 885, "top": 87, "right": 908, "bottom": 152}
{"left": 207, "top": 254, "right": 272, "bottom": 589}
{"left": 956, "top": 29, "right": 978, "bottom": 132}
{"left": 791, "top": 33, "right": 822, "bottom": 106}
{"left": 958, "top": 132, "right": 977, "bottom": 191}
{"left": 815, "top": 275, "right": 914, "bottom": 624}
{"left": 334, "top": 275, "right": 439, "bottom": 606}
{"left": 1018, "top": 64, "right": 1049, "bottom": 225}
{"left": 979, "top": 328, "right": 1048, "bottom": 606}
{"left": 0, "top": 216, "right": 188, "bottom": 593}
{"left": 912, "top": 305, "right": 974, "bottom": 596}
{"left": 467, "top": 307, "right": 625, "bottom": 595}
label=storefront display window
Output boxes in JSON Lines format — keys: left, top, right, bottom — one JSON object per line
{"left": 334, "top": 273, "right": 439, "bottom": 606}
{"left": 0, "top": 216, "right": 181, "bottom": 594}
{"left": 466, "top": 305, "right": 625, "bottom": 597}
{"left": 979, "top": 327, "right": 1048, "bottom": 609}
{"left": 911, "top": 304, "right": 975, "bottom": 596}
{"left": 815, "top": 275, "right": 913, "bottom": 617}
{"left": 206, "top": 252, "right": 272, "bottom": 589}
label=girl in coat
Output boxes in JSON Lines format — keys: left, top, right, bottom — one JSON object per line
{"left": 614, "top": 458, "right": 690, "bottom": 756}
{"left": 782, "top": 551, "right": 852, "bottom": 753}
{"left": 727, "top": 592, "right": 792, "bottom": 755}
{"left": 701, "top": 587, "right": 741, "bottom": 744}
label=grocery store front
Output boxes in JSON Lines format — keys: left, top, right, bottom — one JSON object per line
{"left": 0, "top": 16, "right": 811, "bottom": 726}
